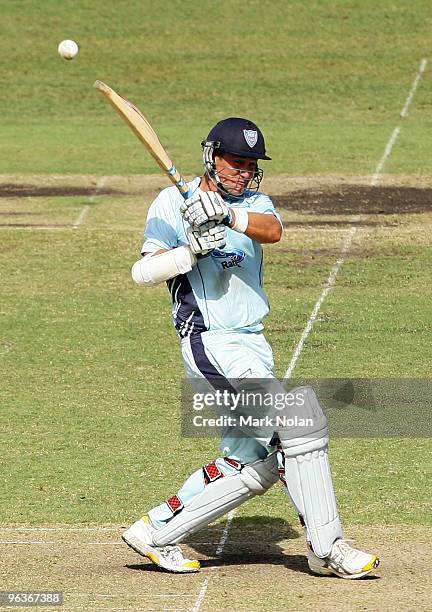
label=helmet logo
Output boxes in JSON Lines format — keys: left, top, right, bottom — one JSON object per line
{"left": 243, "top": 129, "right": 258, "bottom": 148}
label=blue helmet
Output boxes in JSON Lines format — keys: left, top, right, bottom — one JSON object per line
{"left": 202, "top": 117, "right": 271, "bottom": 160}
{"left": 201, "top": 117, "right": 271, "bottom": 198}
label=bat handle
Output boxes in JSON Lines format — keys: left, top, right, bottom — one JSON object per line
{"left": 167, "top": 165, "right": 191, "bottom": 199}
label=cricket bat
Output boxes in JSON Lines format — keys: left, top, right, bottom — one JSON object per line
{"left": 94, "top": 80, "right": 190, "bottom": 199}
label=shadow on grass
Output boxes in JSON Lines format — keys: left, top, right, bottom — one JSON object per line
{"left": 125, "top": 516, "right": 319, "bottom": 575}
{"left": 124, "top": 516, "right": 381, "bottom": 579}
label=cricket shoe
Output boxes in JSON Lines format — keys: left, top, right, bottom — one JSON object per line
{"left": 307, "top": 538, "right": 379, "bottom": 579}
{"left": 122, "top": 516, "right": 200, "bottom": 573}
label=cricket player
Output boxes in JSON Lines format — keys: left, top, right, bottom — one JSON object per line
{"left": 123, "top": 118, "right": 379, "bottom": 578}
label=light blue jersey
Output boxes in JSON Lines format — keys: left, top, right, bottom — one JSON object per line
{"left": 141, "top": 177, "right": 282, "bottom": 337}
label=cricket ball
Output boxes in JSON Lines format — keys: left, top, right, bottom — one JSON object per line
{"left": 58, "top": 40, "right": 79, "bottom": 60}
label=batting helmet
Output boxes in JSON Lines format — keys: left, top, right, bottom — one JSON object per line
{"left": 201, "top": 117, "right": 271, "bottom": 198}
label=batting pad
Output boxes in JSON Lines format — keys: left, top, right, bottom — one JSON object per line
{"left": 152, "top": 453, "right": 279, "bottom": 546}
{"left": 279, "top": 386, "right": 342, "bottom": 557}
{"left": 283, "top": 438, "right": 342, "bottom": 558}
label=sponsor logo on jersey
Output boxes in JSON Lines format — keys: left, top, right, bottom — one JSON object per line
{"left": 212, "top": 249, "right": 245, "bottom": 269}
{"left": 243, "top": 129, "right": 258, "bottom": 148}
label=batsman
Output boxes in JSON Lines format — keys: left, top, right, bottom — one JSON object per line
{"left": 123, "top": 118, "right": 379, "bottom": 578}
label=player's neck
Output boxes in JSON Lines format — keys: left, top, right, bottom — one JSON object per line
{"left": 199, "top": 174, "right": 217, "bottom": 193}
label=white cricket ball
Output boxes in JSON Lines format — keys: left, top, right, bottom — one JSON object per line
{"left": 58, "top": 39, "right": 79, "bottom": 60}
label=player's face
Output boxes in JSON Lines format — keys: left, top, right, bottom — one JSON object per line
{"left": 214, "top": 153, "right": 258, "bottom": 196}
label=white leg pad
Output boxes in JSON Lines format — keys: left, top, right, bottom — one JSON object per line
{"left": 279, "top": 387, "right": 343, "bottom": 557}
{"left": 153, "top": 453, "right": 279, "bottom": 546}
{"left": 283, "top": 437, "right": 342, "bottom": 557}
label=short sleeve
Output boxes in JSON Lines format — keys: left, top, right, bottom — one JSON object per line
{"left": 141, "top": 188, "right": 181, "bottom": 254}
{"left": 249, "top": 193, "right": 283, "bottom": 227}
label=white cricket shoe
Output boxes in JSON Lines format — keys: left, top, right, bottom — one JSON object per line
{"left": 307, "top": 538, "right": 379, "bottom": 579}
{"left": 122, "top": 516, "right": 200, "bottom": 573}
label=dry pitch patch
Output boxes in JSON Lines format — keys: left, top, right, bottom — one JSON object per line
{"left": 0, "top": 173, "right": 431, "bottom": 229}
{"left": 0, "top": 525, "right": 430, "bottom": 611}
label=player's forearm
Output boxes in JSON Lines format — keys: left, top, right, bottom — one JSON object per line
{"left": 235, "top": 211, "right": 282, "bottom": 243}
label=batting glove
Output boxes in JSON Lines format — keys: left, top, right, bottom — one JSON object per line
{"left": 180, "top": 190, "right": 231, "bottom": 228}
{"left": 187, "top": 221, "right": 227, "bottom": 256}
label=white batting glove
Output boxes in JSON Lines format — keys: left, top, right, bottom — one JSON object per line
{"left": 180, "top": 190, "right": 231, "bottom": 228}
{"left": 187, "top": 222, "right": 227, "bottom": 255}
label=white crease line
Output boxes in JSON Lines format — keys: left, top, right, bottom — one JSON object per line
{"left": 72, "top": 176, "right": 106, "bottom": 228}
{"left": 285, "top": 57, "right": 427, "bottom": 377}
{"left": 72, "top": 205, "right": 91, "bottom": 229}
{"left": 215, "top": 509, "right": 235, "bottom": 556}
{"left": 0, "top": 225, "right": 139, "bottom": 232}
{"left": 284, "top": 225, "right": 358, "bottom": 379}
{"left": 371, "top": 58, "right": 427, "bottom": 185}
{"left": 371, "top": 126, "right": 401, "bottom": 185}
{"left": 0, "top": 540, "right": 122, "bottom": 545}
{"left": 400, "top": 58, "right": 428, "bottom": 118}
{"left": 54, "top": 608, "right": 137, "bottom": 612}
{"left": 0, "top": 540, "right": 57, "bottom": 544}
{"left": 192, "top": 577, "right": 210, "bottom": 612}
{"left": 0, "top": 527, "right": 120, "bottom": 531}
{"left": 0, "top": 226, "right": 69, "bottom": 231}
{"left": 71, "top": 593, "right": 195, "bottom": 599}
{"left": 191, "top": 509, "right": 235, "bottom": 612}
{"left": 283, "top": 227, "right": 359, "bottom": 232}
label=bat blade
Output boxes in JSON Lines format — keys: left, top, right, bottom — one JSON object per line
{"left": 94, "top": 80, "right": 190, "bottom": 198}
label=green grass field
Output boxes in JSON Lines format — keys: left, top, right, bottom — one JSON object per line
{"left": 1, "top": 2, "right": 431, "bottom": 610}
{"left": 1, "top": 176, "right": 431, "bottom": 527}
{"left": 1, "top": 1, "right": 431, "bottom": 175}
